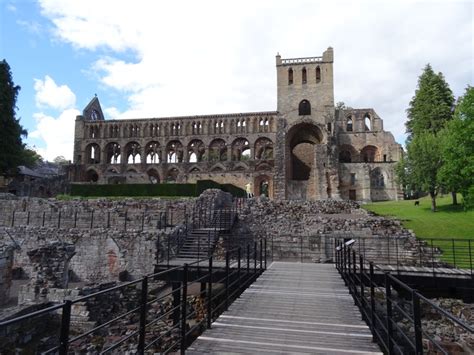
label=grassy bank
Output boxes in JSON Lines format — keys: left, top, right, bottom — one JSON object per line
{"left": 364, "top": 195, "right": 474, "bottom": 267}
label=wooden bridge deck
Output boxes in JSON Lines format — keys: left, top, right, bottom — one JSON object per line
{"left": 188, "top": 262, "right": 382, "bottom": 354}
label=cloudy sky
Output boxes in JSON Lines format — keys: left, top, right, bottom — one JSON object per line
{"left": 1, "top": 0, "right": 472, "bottom": 161}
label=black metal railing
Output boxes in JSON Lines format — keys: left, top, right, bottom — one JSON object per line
{"left": 2, "top": 207, "right": 187, "bottom": 231}
{"left": 335, "top": 241, "right": 473, "bottom": 355}
{"left": 0, "top": 242, "right": 267, "bottom": 354}
{"left": 263, "top": 234, "right": 474, "bottom": 277}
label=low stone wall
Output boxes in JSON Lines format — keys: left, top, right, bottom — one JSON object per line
{"left": 0, "top": 246, "right": 14, "bottom": 305}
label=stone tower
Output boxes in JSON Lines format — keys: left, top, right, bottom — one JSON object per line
{"left": 273, "top": 48, "right": 340, "bottom": 200}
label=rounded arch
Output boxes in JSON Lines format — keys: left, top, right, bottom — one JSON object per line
{"left": 231, "top": 137, "right": 250, "bottom": 161}
{"left": 346, "top": 116, "right": 353, "bottom": 132}
{"left": 187, "top": 139, "right": 205, "bottom": 163}
{"left": 147, "top": 168, "right": 160, "bottom": 184}
{"left": 85, "top": 143, "right": 101, "bottom": 164}
{"left": 145, "top": 141, "right": 161, "bottom": 164}
{"left": 189, "top": 167, "right": 201, "bottom": 173}
{"left": 84, "top": 168, "right": 99, "bottom": 183}
{"left": 287, "top": 123, "right": 323, "bottom": 181}
{"left": 166, "top": 140, "right": 183, "bottom": 163}
{"left": 254, "top": 175, "right": 272, "bottom": 198}
{"left": 364, "top": 113, "right": 372, "bottom": 131}
{"left": 105, "top": 142, "right": 121, "bottom": 164}
{"left": 338, "top": 144, "right": 358, "bottom": 163}
{"left": 288, "top": 67, "right": 294, "bottom": 85}
{"left": 361, "top": 145, "right": 379, "bottom": 163}
{"left": 255, "top": 162, "right": 272, "bottom": 171}
{"left": 124, "top": 141, "right": 142, "bottom": 164}
{"left": 166, "top": 168, "right": 179, "bottom": 182}
{"left": 254, "top": 137, "right": 273, "bottom": 160}
{"left": 210, "top": 163, "right": 225, "bottom": 172}
{"left": 298, "top": 100, "right": 311, "bottom": 116}
{"left": 209, "top": 138, "right": 227, "bottom": 162}
{"left": 234, "top": 162, "right": 249, "bottom": 171}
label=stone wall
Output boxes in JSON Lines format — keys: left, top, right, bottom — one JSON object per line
{"left": 0, "top": 246, "right": 14, "bottom": 305}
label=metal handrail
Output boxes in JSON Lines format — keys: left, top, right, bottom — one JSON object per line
{"left": 335, "top": 240, "right": 473, "bottom": 355}
{"left": 1, "top": 240, "right": 267, "bottom": 355}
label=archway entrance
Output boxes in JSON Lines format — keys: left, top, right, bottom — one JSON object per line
{"left": 286, "top": 123, "right": 323, "bottom": 200}
{"left": 254, "top": 175, "right": 272, "bottom": 198}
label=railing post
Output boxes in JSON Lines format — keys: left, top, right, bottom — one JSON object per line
{"left": 167, "top": 235, "right": 170, "bottom": 268}
{"left": 137, "top": 277, "right": 148, "bottom": 354}
{"left": 225, "top": 251, "right": 230, "bottom": 310}
{"left": 42, "top": 211, "right": 45, "bottom": 227}
{"left": 141, "top": 211, "right": 145, "bottom": 231}
{"left": 385, "top": 273, "right": 394, "bottom": 355}
{"left": 264, "top": 238, "right": 267, "bottom": 270}
{"left": 208, "top": 230, "right": 211, "bottom": 257}
{"left": 238, "top": 247, "right": 241, "bottom": 292}
{"left": 259, "top": 239, "right": 263, "bottom": 272}
{"left": 58, "top": 300, "right": 72, "bottom": 355}
{"left": 300, "top": 235, "right": 303, "bottom": 263}
{"left": 347, "top": 247, "right": 352, "bottom": 292}
{"left": 254, "top": 241, "right": 257, "bottom": 274}
{"left": 352, "top": 250, "right": 358, "bottom": 302}
{"left": 11, "top": 210, "right": 15, "bottom": 227}
{"left": 180, "top": 264, "right": 188, "bottom": 355}
{"left": 90, "top": 210, "right": 94, "bottom": 229}
{"left": 74, "top": 211, "right": 77, "bottom": 228}
{"left": 57, "top": 210, "right": 61, "bottom": 229}
{"left": 360, "top": 254, "right": 365, "bottom": 317}
{"left": 452, "top": 239, "right": 456, "bottom": 267}
{"left": 369, "top": 262, "right": 375, "bottom": 334}
{"left": 412, "top": 290, "right": 423, "bottom": 355}
{"left": 107, "top": 211, "right": 110, "bottom": 229}
{"left": 247, "top": 244, "right": 250, "bottom": 275}
{"left": 469, "top": 240, "right": 473, "bottom": 277}
{"left": 124, "top": 211, "right": 128, "bottom": 231}
{"left": 207, "top": 256, "right": 213, "bottom": 329}
{"left": 26, "top": 211, "right": 30, "bottom": 226}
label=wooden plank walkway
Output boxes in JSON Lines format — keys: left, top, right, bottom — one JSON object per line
{"left": 188, "top": 262, "right": 382, "bottom": 354}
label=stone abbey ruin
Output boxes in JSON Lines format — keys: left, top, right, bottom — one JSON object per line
{"left": 69, "top": 47, "right": 402, "bottom": 201}
{"left": 1, "top": 48, "right": 471, "bottom": 354}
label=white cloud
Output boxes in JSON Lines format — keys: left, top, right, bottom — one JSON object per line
{"left": 34, "top": 75, "right": 76, "bottom": 110}
{"left": 30, "top": 109, "right": 79, "bottom": 161}
{"left": 38, "top": 0, "right": 473, "bottom": 144}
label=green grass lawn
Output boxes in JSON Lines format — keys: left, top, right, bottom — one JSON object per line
{"left": 364, "top": 195, "right": 474, "bottom": 268}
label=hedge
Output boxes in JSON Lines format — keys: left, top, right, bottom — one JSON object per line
{"left": 70, "top": 180, "right": 246, "bottom": 198}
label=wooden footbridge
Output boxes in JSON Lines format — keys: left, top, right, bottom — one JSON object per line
{"left": 188, "top": 262, "right": 382, "bottom": 354}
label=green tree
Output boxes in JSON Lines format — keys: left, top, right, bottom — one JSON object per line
{"left": 438, "top": 86, "right": 474, "bottom": 209}
{"left": 406, "top": 132, "right": 443, "bottom": 211}
{"left": 0, "top": 59, "right": 38, "bottom": 176}
{"left": 406, "top": 64, "right": 454, "bottom": 140}
{"left": 399, "top": 64, "right": 455, "bottom": 210}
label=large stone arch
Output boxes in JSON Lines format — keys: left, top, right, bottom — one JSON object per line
{"left": 255, "top": 137, "right": 273, "bottom": 160}
{"left": 338, "top": 144, "right": 358, "bottom": 163}
{"left": 187, "top": 139, "right": 205, "bottom": 163}
{"left": 124, "top": 141, "right": 142, "bottom": 164}
{"left": 209, "top": 138, "right": 227, "bottom": 162}
{"left": 84, "top": 168, "right": 99, "bottom": 183}
{"left": 361, "top": 145, "right": 379, "bottom": 163}
{"left": 285, "top": 122, "right": 324, "bottom": 200}
{"left": 105, "top": 142, "right": 121, "bottom": 164}
{"left": 231, "top": 137, "right": 250, "bottom": 161}
{"left": 145, "top": 141, "right": 161, "bottom": 164}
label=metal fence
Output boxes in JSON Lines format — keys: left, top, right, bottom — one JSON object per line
{"left": 335, "top": 242, "right": 473, "bottom": 355}
{"left": 1, "top": 207, "right": 188, "bottom": 231}
{"left": 0, "top": 242, "right": 267, "bottom": 354}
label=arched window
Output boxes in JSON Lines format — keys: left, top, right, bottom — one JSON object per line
{"left": 364, "top": 113, "right": 371, "bottom": 131}
{"left": 302, "top": 67, "right": 307, "bottom": 84}
{"left": 339, "top": 151, "right": 352, "bottom": 163}
{"left": 316, "top": 66, "right": 321, "bottom": 83}
{"left": 347, "top": 117, "right": 353, "bottom": 132}
{"left": 288, "top": 68, "right": 293, "bottom": 85}
{"left": 298, "top": 100, "right": 311, "bottom": 116}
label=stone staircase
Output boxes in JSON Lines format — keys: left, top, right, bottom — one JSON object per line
{"left": 176, "top": 209, "right": 236, "bottom": 259}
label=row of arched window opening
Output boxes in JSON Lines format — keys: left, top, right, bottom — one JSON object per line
{"left": 338, "top": 145, "right": 388, "bottom": 163}
{"left": 84, "top": 137, "right": 274, "bottom": 166}
{"left": 288, "top": 66, "right": 321, "bottom": 85}
{"left": 87, "top": 117, "right": 275, "bottom": 139}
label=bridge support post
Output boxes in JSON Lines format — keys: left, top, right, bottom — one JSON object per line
{"left": 369, "top": 262, "right": 376, "bottom": 341}
{"left": 225, "top": 251, "right": 230, "bottom": 310}
{"left": 59, "top": 300, "right": 72, "bottom": 355}
{"left": 207, "top": 257, "right": 213, "bottom": 329}
{"left": 137, "top": 277, "right": 148, "bottom": 354}
{"left": 172, "top": 282, "right": 181, "bottom": 326}
{"left": 180, "top": 264, "right": 188, "bottom": 355}
{"left": 412, "top": 290, "right": 423, "bottom": 355}
{"left": 385, "top": 274, "right": 394, "bottom": 354}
